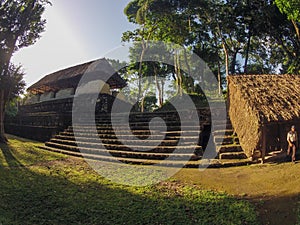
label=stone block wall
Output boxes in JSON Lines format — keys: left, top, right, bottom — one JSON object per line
{"left": 40, "top": 92, "right": 55, "bottom": 102}
{"left": 56, "top": 88, "right": 75, "bottom": 99}
{"left": 24, "top": 94, "right": 40, "bottom": 105}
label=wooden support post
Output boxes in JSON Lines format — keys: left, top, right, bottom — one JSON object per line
{"left": 261, "top": 125, "right": 267, "bottom": 164}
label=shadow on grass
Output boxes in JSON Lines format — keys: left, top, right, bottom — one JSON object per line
{"left": 0, "top": 143, "right": 24, "bottom": 167}
{"left": 249, "top": 194, "right": 300, "bottom": 225}
{"left": 0, "top": 141, "right": 259, "bottom": 225}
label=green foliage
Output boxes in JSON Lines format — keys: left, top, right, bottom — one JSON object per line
{"left": 0, "top": 0, "right": 49, "bottom": 97}
{"left": 123, "top": 0, "right": 300, "bottom": 78}
{"left": 5, "top": 100, "right": 18, "bottom": 117}
{"left": 143, "top": 95, "right": 158, "bottom": 112}
{"left": 275, "top": 0, "right": 300, "bottom": 22}
{"left": 158, "top": 94, "right": 209, "bottom": 112}
{"left": 0, "top": 0, "right": 50, "bottom": 72}
{"left": 0, "top": 65, "right": 26, "bottom": 101}
{"left": 0, "top": 137, "right": 259, "bottom": 225}
{"left": 121, "top": 39, "right": 217, "bottom": 110}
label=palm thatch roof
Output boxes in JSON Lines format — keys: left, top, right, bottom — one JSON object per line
{"left": 228, "top": 74, "right": 300, "bottom": 124}
{"left": 28, "top": 58, "right": 126, "bottom": 94}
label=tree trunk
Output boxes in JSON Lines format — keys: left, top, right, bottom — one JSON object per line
{"left": 137, "top": 48, "right": 146, "bottom": 111}
{"left": 183, "top": 48, "right": 191, "bottom": 77}
{"left": 291, "top": 19, "right": 300, "bottom": 41}
{"left": 161, "top": 79, "right": 164, "bottom": 106}
{"left": 217, "top": 60, "right": 222, "bottom": 95}
{"left": 154, "top": 69, "right": 163, "bottom": 107}
{"left": 174, "top": 52, "right": 183, "bottom": 96}
{"left": 230, "top": 49, "right": 239, "bottom": 75}
{"left": 222, "top": 42, "right": 230, "bottom": 77}
{"left": 0, "top": 90, "right": 7, "bottom": 143}
{"left": 244, "top": 32, "right": 252, "bottom": 74}
{"left": 140, "top": 96, "right": 145, "bottom": 113}
{"left": 183, "top": 48, "right": 195, "bottom": 93}
{"left": 174, "top": 54, "right": 179, "bottom": 95}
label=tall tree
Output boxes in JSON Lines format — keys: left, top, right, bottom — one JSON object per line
{"left": 275, "top": 0, "right": 300, "bottom": 40}
{"left": 273, "top": 0, "right": 300, "bottom": 73}
{"left": 123, "top": 0, "right": 300, "bottom": 97}
{"left": 264, "top": 1, "right": 300, "bottom": 74}
{"left": 0, "top": 0, "right": 49, "bottom": 143}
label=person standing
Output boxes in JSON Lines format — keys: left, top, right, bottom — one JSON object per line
{"left": 287, "top": 125, "right": 298, "bottom": 162}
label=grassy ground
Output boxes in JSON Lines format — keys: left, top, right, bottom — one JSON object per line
{"left": 174, "top": 163, "right": 300, "bottom": 225}
{"left": 0, "top": 136, "right": 258, "bottom": 225}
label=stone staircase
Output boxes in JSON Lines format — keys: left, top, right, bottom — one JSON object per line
{"left": 213, "top": 119, "right": 248, "bottom": 161}
{"left": 40, "top": 111, "right": 252, "bottom": 168}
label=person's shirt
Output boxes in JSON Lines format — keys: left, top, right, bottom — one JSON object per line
{"left": 287, "top": 131, "right": 298, "bottom": 143}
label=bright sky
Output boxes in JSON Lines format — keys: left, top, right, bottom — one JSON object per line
{"left": 12, "top": 0, "right": 135, "bottom": 89}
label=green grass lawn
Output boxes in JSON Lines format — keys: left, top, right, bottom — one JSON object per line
{"left": 0, "top": 136, "right": 259, "bottom": 225}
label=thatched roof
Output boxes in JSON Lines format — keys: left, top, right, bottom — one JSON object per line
{"left": 28, "top": 58, "right": 126, "bottom": 94}
{"left": 228, "top": 74, "right": 300, "bottom": 123}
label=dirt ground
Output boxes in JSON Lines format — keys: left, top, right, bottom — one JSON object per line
{"left": 174, "top": 162, "right": 300, "bottom": 225}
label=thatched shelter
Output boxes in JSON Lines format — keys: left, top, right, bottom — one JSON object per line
{"left": 27, "top": 58, "right": 126, "bottom": 95}
{"left": 228, "top": 74, "right": 300, "bottom": 159}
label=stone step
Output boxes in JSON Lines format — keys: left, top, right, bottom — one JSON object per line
{"left": 65, "top": 129, "right": 202, "bottom": 136}
{"left": 262, "top": 151, "right": 288, "bottom": 163}
{"left": 216, "top": 145, "right": 243, "bottom": 154}
{"left": 213, "top": 129, "right": 235, "bottom": 136}
{"left": 80, "top": 115, "right": 206, "bottom": 120}
{"left": 69, "top": 130, "right": 201, "bottom": 136}
{"left": 219, "top": 152, "right": 248, "bottom": 160}
{"left": 56, "top": 133, "right": 200, "bottom": 142}
{"left": 212, "top": 120, "right": 228, "bottom": 125}
{"left": 51, "top": 137, "right": 179, "bottom": 147}
{"left": 46, "top": 139, "right": 202, "bottom": 153}
{"left": 80, "top": 115, "right": 190, "bottom": 120}
{"left": 51, "top": 137, "right": 198, "bottom": 147}
{"left": 39, "top": 145, "right": 253, "bottom": 168}
{"left": 59, "top": 131, "right": 166, "bottom": 139}
{"left": 68, "top": 128, "right": 153, "bottom": 135}
{"left": 200, "top": 159, "right": 253, "bottom": 168}
{"left": 86, "top": 119, "right": 184, "bottom": 125}
{"left": 40, "top": 145, "right": 202, "bottom": 166}
{"left": 83, "top": 123, "right": 200, "bottom": 130}
{"left": 42, "top": 143, "right": 200, "bottom": 160}
{"left": 69, "top": 125, "right": 203, "bottom": 131}
{"left": 214, "top": 123, "right": 233, "bottom": 130}
{"left": 214, "top": 136, "right": 234, "bottom": 145}
{"left": 75, "top": 119, "right": 203, "bottom": 125}
{"left": 78, "top": 111, "right": 210, "bottom": 120}
{"left": 54, "top": 135, "right": 198, "bottom": 146}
